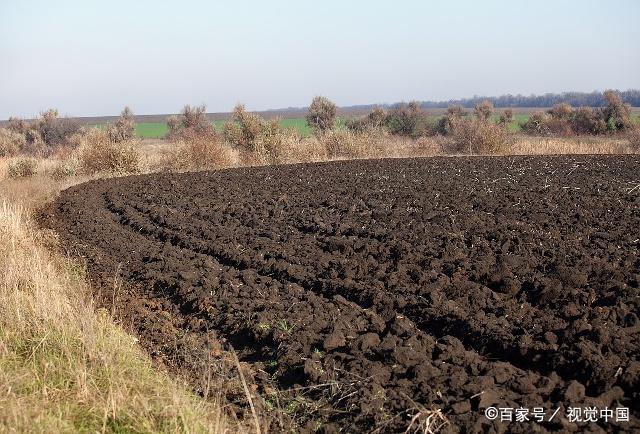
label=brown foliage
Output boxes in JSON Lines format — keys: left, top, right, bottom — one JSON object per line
{"left": 437, "top": 105, "right": 467, "bottom": 134}
{"left": 35, "top": 109, "right": 81, "bottom": 148}
{"left": 546, "top": 118, "right": 575, "bottom": 136}
{"left": 548, "top": 103, "right": 574, "bottom": 120}
{"left": 320, "top": 128, "right": 388, "bottom": 159}
{"left": 7, "top": 117, "right": 29, "bottom": 135}
{"left": 572, "top": 107, "right": 607, "bottom": 135}
{"left": 4, "top": 110, "right": 80, "bottom": 156}
{"left": 76, "top": 129, "right": 141, "bottom": 175}
{"left": 521, "top": 111, "right": 552, "bottom": 135}
{"left": 628, "top": 128, "right": 640, "bottom": 152}
{"left": 306, "top": 96, "right": 337, "bottom": 134}
{"left": 474, "top": 100, "right": 494, "bottom": 121}
{"left": 498, "top": 109, "right": 514, "bottom": 127}
{"left": 166, "top": 105, "right": 216, "bottom": 140}
{"left": 449, "top": 118, "right": 511, "bottom": 154}
{"left": 0, "top": 128, "right": 26, "bottom": 157}
{"left": 603, "top": 89, "right": 633, "bottom": 131}
{"left": 49, "top": 160, "right": 78, "bottom": 180}
{"left": 223, "top": 104, "right": 293, "bottom": 165}
{"left": 7, "top": 158, "right": 38, "bottom": 179}
{"left": 346, "top": 107, "right": 387, "bottom": 132}
{"left": 107, "top": 106, "right": 136, "bottom": 143}
{"left": 386, "top": 102, "right": 430, "bottom": 137}
{"left": 162, "top": 130, "right": 237, "bottom": 171}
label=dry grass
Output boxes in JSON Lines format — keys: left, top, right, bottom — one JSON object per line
{"left": 628, "top": 128, "right": 640, "bottom": 152}
{"left": 448, "top": 119, "right": 511, "bottom": 154}
{"left": 158, "top": 136, "right": 239, "bottom": 172}
{"left": 223, "top": 105, "right": 295, "bottom": 165}
{"left": 0, "top": 163, "right": 237, "bottom": 433}
{"left": 509, "top": 134, "right": 633, "bottom": 155}
{"left": 74, "top": 129, "right": 142, "bottom": 175}
{"left": 7, "top": 157, "right": 39, "bottom": 179}
{"left": 0, "top": 128, "right": 26, "bottom": 157}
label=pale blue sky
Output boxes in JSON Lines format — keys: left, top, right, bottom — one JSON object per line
{"left": 1, "top": 0, "right": 638, "bottom": 118}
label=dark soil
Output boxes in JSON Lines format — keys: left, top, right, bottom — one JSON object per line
{"left": 40, "top": 156, "right": 640, "bottom": 433}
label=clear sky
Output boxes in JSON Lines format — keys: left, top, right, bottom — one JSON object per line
{"left": 1, "top": 0, "right": 639, "bottom": 119}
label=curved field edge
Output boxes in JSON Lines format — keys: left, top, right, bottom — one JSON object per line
{"left": 0, "top": 184, "right": 235, "bottom": 433}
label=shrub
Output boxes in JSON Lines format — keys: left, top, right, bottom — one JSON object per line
{"left": 603, "top": 89, "right": 633, "bottom": 131}
{"left": 449, "top": 118, "right": 511, "bottom": 154}
{"left": 415, "top": 136, "right": 445, "bottom": 155}
{"left": 76, "top": 129, "right": 141, "bottom": 175}
{"left": 345, "top": 107, "right": 387, "bottom": 133}
{"left": 35, "top": 109, "right": 81, "bottom": 147}
{"left": 386, "top": 102, "right": 430, "bottom": 138}
{"left": 22, "top": 129, "right": 48, "bottom": 156}
{"left": 3, "top": 110, "right": 80, "bottom": 156}
{"left": 520, "top": 111, "right": 552, "bottom": 135}
{"left": 49, "top": 160, "right": 78, "bottom": 180}
{"left": 7, "top": 117, "right": 29, "bottom": 135}
{"left": 167, "top": 115, "right": 180, "bottom": 136}
{"left": 545, "top": 118, "right": 575, "bottom": 136}
{"left": 306, "top": 96, "right": 337, "bottom": 134}
{"left": 0, "top": 128, "right": 26, "bottom": 157}
{"left": 223, "top": 104, "right": 264, "bottom": 151}
{"left": 162, "top": 131, "right": 237, "bottom": 171}
{"left": 7, "top": 158, "right": 38, "bottom": 179}
{"left": 320, "top": 128, "right": 387, "bottom": 159}
{"left": 540, "top": 103, "right": 575, "bottom": 135}
{"left": 107, "top": 106, "right": 136, "bottom": 143}
{"left": 166, "top": 105, "right": 216, "bottom": 140}
{"left": 498, "top": 109, "right": 514, "bottom": 127}
{"left": 223, "top": 105, "right": 292, "bottom": 165}
{"left": 572, "top": 107, "right": 608, "bottom": 135}
{"left": 474, "top": 100, "right": 494, "bottom": 121}
{"left": 437, "top": 105, "right": 466, "bottom": 134}
{"left": 548, "top": 103, "right": 574, "bottom": 120}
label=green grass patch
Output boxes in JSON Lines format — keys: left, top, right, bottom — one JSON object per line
{"left": 95, "top": 111, "right": 626, "bottom": 139}
{"left": 135, "top": 122, "right": 168, "bottom": 138}
{"left": 94, "top": 119, "right": 315, "bottom": 139}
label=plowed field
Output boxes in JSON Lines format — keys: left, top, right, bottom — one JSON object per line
{"left": 41, "top": 156, "right": 640, "bottom": 433}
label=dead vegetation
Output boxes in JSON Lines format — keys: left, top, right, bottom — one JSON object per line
{"left": 306, "top": 96, "right": 337, "bottom": 134}
{"left": 2, "top": 96, "right": 638, "bottom": 185}
{"left": 223, "top": 104, "right": 295, "bottom": 165}
{"left": 160, "top": 130, "right": 239, "bottom": 171}
{"left": 7, "top": 157, "right": 38, "bottom": 179}
{"left": 74, "top": 128, "right": 141, "bottom": 175}
{"left": 0, "top": 193, "right": 234, "bottom": 433}
{"left": 167, "top": 104, "right": 217, "bottom": 141}
{"left": 521, "top": 90, "right": 635, "bottom": 136}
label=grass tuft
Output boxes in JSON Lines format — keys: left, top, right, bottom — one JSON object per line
{"left": 0, "top": 174, "right": 234, "bottom": 433}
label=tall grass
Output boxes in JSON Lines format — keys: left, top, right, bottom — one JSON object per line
{"left": 0, "top": 166, "right": 235, "bottom": 433}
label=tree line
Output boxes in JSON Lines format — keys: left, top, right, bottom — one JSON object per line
{"left": 342, "top": 89, "right": 640, "bottom": 111}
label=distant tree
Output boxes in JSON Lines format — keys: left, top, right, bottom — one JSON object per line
{"left": 394, "top": 89, "right": 640, "bottom": 109}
